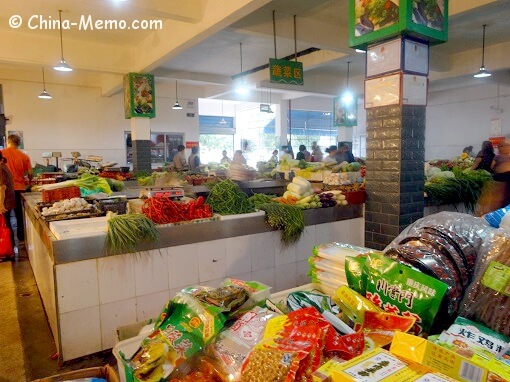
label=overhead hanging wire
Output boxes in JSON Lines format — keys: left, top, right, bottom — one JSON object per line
{"left": 273, "top": 10, "right": 277, "bottom": 59}
{"left": 294, "top": 15, "right": 297, "bottom": 62}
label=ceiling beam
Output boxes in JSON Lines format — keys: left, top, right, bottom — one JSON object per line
{"left": 152, "top": 69, "right": 232, "bottom": 86}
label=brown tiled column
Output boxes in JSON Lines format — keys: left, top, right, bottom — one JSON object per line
{"left": 364, "top": 105, "right": 425, "bottom": 250}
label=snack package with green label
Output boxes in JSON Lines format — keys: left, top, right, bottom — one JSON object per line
{"left": 345, "top": 255, "right": 367, "bottom": 295}
{"left": 363, "top": 253, "right": 448, "bottom": 336}
{"left": 286, "top": 291, "right": 340, "bottom": 315}
{"left": 125, "top": 284, "right": 249, "bottom": 382}
{"left": 460, "top": 233, "right": 510, "bottom": 337}
{"left": 434, "top": 317, "right": 510, "bottom": 362}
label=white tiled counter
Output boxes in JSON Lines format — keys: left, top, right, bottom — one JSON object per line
{"left": 23, "top": 194, "right": 364, "bottom": 362}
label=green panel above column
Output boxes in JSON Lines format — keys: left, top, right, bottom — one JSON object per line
{"left": 349, "top": 0, "right": 448, "bottom": 49}
{"left": 123, "top": 73, "right": 156, "bottom": 119}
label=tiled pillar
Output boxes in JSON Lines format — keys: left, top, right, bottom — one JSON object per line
{"left": 364, "top": 105, "right": 425, "bottom": 250}
{"left": 131, "top": 117, "right": 152, "bottom": 172}
{"left": 132, "top": 140, "right": 152, "bottom": 172}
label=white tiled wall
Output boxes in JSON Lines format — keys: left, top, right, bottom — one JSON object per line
{"left": 53, "top": 217, "right": 365, "bottom": 361}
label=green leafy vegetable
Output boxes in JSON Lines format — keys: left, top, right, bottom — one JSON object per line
{"left": 248, "top": 193, "right": 277, "bottom": 209}
{"left": 105, "top": 213, "right": 158, "bottom": 255}
{"left": 258, "top": 203, "right": 305, "bottom": 246}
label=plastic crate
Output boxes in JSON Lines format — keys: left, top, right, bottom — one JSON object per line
{"left": 31, "top": 365, "right": 119, "bottom": 382}
{"left": 344, "top": 190, "right": 366, "bottom": 204}
{"left": 95, "top": 199, "right": 128, "bottom": 215}
{"left": 41, "top": 186, "right": 81, "bottom": 203}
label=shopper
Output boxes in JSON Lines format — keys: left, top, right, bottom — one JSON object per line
{"left": 0, "top": 152, "right": 15, "bottom": 256}
{"left": 232, "top": 150, "right": 247, "bottom": 165}
{"left": 492, "top": 141, "right": 510, "bottom": 207}
{"left": 220, "top": 150, "right": 231, "bottom": 164}
{"left": 1, "top": 134, "right": 32, "bottom": 245}
{"left": 471, "top": 141, "right": 495, "bottom": 172}
{"left": 296, "top": 145, "right": 311, "bottom": 161}
{"left": 463, "top": 146, "right": 474, "bottom": 157}
{"left": 335, "top": 143, "right": 355, "bottom": 163}
{"left": 270, "top": 150, "right": 278, "bottom": 162}
{"left": 188, "top": 146, "right": 201, "bottom": 172}
{"left": 173, "top": 145, "right": 187, "bottom": 171}
{"left": 323, "top": 145, "right": 337, "bottom": 164}
{"left": 311, "top": 142, "right": 323, "bottom": 162}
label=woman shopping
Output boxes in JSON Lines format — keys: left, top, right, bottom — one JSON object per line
{"left": 471, "top": 141, "right": 495, "bottom": 172}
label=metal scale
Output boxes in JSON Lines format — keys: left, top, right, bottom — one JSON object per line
{"left": 139, "top": 187, "right": 185, "bottom": 199}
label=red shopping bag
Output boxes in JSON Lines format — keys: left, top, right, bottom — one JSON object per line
{"left": 0, "top": 215, "right": 13, "bottom": 257}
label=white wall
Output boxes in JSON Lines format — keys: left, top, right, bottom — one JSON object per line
{"left": 426, "top": 83, "right": 510, "bottom": 159}
{"left": 2, "top": 79, "right": 202, "bottom": 167}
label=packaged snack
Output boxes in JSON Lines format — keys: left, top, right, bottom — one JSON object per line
{"left": 286, "top": 291, "right": 340, "bottom": 315}
{"left": 193, "top": 285, "right": 248, "bottom": 312}
{"left": 241, "top": 348, "right": 305, "bottom": 382}
{"left": 460, "top": 234, "right": 510, "bottom": 337}
{"left": 309, "top": 269, "right": 347, "bottom": 290}
{"left": 345, "top": 256, "right": 367, "bottom": 295}
{"left": 435, "top": 317, "right": 510, "bottom": 360}
{"left": 309, "top": 256, "right": 347, "bottom": 276}
{"left": 221, "top": 278, "right": 271, "bottom": 313}
{"left": 209, "top": 307, "right": 276, "bottom": 380}
{"left": 330, "top": 347, "right": 458, "bottom": 382}
{"left": 312, "top": 243, "right": 372, "bottom": 263}
{"left": 128, "top": 291, "right": 228, "bottom": 381}
{"left": 169, "top": 356, "right": 227, "bottom": 382}
{"left": 332, "top": 285, "right": 382, "bottom": 327}
{"left": 312, "top": 358, "right": 345, "bottom": 382}
{"left": 363, "top": 253, "right": 448, "bottom": 335}
{"left": 362, "top": 311, "right": 416, "bottom": 350}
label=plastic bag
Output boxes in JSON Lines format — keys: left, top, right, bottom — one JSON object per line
{"left": 0, "top": 215, "right": 13, "bottom": 256}
{"left": 459, "top": 233, "right": 510, "bottom": 337}
{"left": 128, "top": 291, "right": 227, "bottom": 381}
{"left": 208, "top": 307, "right": 276, "bottom": 380}
{"left": 363, "top": 253, "right": 448, "bottom": 335}
{"left": 286, "top": 291, "right": 340, "bottom": 315}
{"left": 345, "top": 255, "right": 367, "bottom": 295}
{"left": 485, "top": 203, "right": 510, "bottom": 228}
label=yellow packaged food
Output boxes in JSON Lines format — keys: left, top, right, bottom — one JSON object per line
{"left": 331, "top": 348, "right": 458, "bottom": 382}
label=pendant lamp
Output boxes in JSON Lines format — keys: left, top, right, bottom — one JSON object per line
{"left": 235, "top": 43, "right": 249, "bottom": 95}
{"left": 173, "top": 80, "right": 183, "bottom": 110}
{"left": 38, "top": 67, "right": 52, "bottom": 99}
{"left": 220, "top": 101, "right": 227, "bottom": 124}
{"left": 474, "top": 25, "right": 491, "bottom": 78}
{"left": 53, "top": 10, "right": 73, "bottom": 72}
{"left": 341, "top": 61, "right": 354, "bottom": 106}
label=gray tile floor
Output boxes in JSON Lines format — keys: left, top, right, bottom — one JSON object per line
{"left": 0, "top": 237, "right": 114, "bottom": 381}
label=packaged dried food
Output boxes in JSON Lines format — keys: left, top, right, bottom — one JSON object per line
{"left": 361, "top": 311, "right": 416, "bottom": 350}
{"left": 127, "top": 292, "right": 227, "bottom": 381}
{"left": 312, "top": 242, "right": 372, "bottom": 263}
{"left": 208, "top": 307, "right": 277, "bottom": 380}
{"left": 345, "top": 256, "right": 368, "bottom": 295}
{"left": 169, "top": 356, "right": 227, "bottom": 382}
{"left": 286, "top": 291, "right": 340, "bottom": 316}
{"left": 363, "top": 253, "right": 448, "bottom": 335}
{"left": 193, "top": 285, "right": 248, "bottom": 312}
{"left": 332, "top": 285, "right": 382, "bottom": 327}
{"left": 241, "top": 348, "right": 304, "bottom": 382}
{"left": 459, "top": 233, "right": 510, "bottom": 337}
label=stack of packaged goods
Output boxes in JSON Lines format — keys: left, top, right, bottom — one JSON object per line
{"left": 308, "top": 243, "right": 374, "bottom": 295}
{"left": 114, "top": 210, "right": 510, "bottom": 382}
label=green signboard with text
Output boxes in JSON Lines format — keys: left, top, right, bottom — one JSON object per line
{"left": 349, "top": 0, "right": 448, "bottom": 49}
{"left": 123, "top": 73, "right": 156, "bottom": 119}
{"left": 269, "top": 58, "right": 304, "bottom": 85}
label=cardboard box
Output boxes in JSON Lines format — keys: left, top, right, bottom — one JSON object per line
{"left": 390, "top": 331, "right": 510, "bottom": 382}
{"left": 31, "top": 365, "right": 119, "bottom": 382}
{"left": 331, "top": 348, "right": 456, "bottom": 382}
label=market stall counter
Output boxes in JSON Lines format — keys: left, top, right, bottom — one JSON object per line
{"left": 22, "top": 192, "right": 364, "bottom": 362}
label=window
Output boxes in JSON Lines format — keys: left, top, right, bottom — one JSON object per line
{"left": 286, "top": 110, "right": 336, "bottom": 153}
{"left": 352, "top": 134, "right": 366, "bottom": 158}
{"left": 199, "top": 116, "right": 235, "bottom": 164}
{"left": 125, "top": 132, "right": 184, "bottom": 165}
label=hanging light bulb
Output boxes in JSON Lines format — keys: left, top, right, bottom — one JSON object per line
{"left": 474, "top": 24, "right": 492, "bottom": 78}
{"left": 220, "top": 100, "right": 227, "bottom": 124}
{"left": 173, "top": 80, "right": 182, "bottom": 110}
{"left": 38, "top": 67, "right": 53, "bottom": 99}
{"left": 234, "top": 42, "right": 249, "bottom": 95}
{"left": 53, "top": 10, "right": 73, "bottom": 72}
{"left": 341, "top": 61, "right": 354, "bottom": 105}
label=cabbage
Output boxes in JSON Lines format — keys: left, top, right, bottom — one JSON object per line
{"left": 426, "top": 166, "right": 442, "bottom": 179}
{"left": 431, "top": 170, "right": 455, "bottom": 179}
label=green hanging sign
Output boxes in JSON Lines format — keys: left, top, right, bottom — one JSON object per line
{"left": 123, "top": 73, "right": 156, "bottom": 119}
{"left": 349, "top": 0, "right": 448, "bottom": 49}
{"left": 269, "top": 58, "right": 304, "bottom": 85}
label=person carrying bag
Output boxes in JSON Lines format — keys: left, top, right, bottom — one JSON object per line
{"left": 0, "top": 152, "right": 15, "bottom": 260}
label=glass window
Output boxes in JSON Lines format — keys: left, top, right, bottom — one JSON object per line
{"left": 287, "top": 110, "right": 336, "bottom": 154}
{"left": 125, "top": 132, "right": 184, "bottom": 165}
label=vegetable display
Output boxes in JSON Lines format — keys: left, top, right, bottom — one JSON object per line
{"left": 257, "top": 203, "right": 305, "bottom": 245}
{"left": 248, "top": 193, "right": 277, "bottom": 209}
{"left": 142, "top": 196, "right": 213, "bottom": 224}
{"left": 41, "top": 197, "right": 90, "bottom": 217}
{"left": 206, "top": 179, "right": 255, "bottom": 215}
{"left": 105, "top": 212, "right": 158, "bottom": 255}
{"left": 318, "top": 191, "right": 348, "bottom": 208}
{"left": 36, "top": 173, "right": 113, "bottom": 195}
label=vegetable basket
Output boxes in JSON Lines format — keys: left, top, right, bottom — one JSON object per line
{"left": 41, "top": 206, "right": 102, "bottom": 222}
{"left": 95, "top": 198, "right": 128, "bottom": 215}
